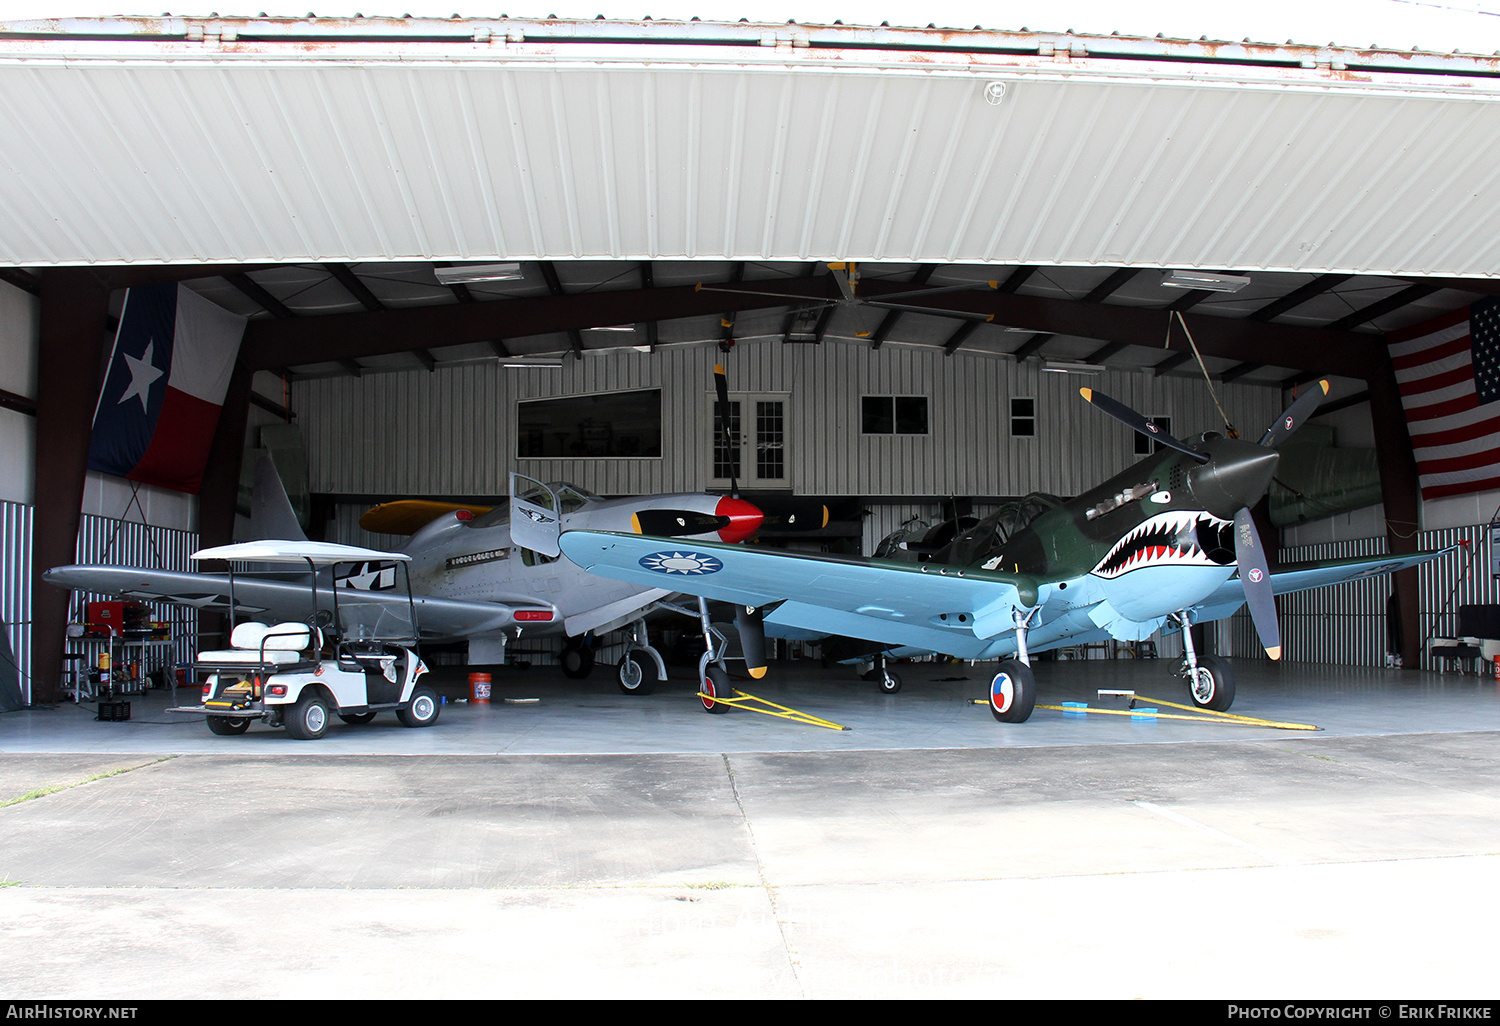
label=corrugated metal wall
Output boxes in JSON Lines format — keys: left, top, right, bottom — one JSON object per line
{"left": 1, "top": 504, "right": 200, "bottom": 704}
{"left": 1, "top": 500, "right": 31, "bottom": 702}
{"left": 1241, "top": 523, "right": 1499, "bottom": 669}
{"left": 297, "top": 340, "right": 1283, "bottom": 500}
{"left": 69, "top": 514, "right": 201, "bottom": 689}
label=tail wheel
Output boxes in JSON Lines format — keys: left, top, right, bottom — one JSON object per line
{"left": 617, "top": 651, "right": 656, "bottom": 696}
{"left": 877, "top": 670, "right": 902, "bottom": 695}
{"left": 1187, "top": 654, "right": 1236, "bottom": 712}
{"left": 989, "top": 660, "right": 1037, "bottom": 723}
{"left": 701, "top": 665, "right": 734, "bottom": 714}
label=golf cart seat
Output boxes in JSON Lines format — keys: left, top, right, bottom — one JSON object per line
{"left": 197, "top": 621, "right": 322, "bottom": 668}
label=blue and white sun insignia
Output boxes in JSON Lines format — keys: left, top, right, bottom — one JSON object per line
{"left": 639, "top": 551, "right": 724, "bottom": 576}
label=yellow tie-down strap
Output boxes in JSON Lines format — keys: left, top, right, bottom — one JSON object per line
{"left": 698, "top": 689, "right": 851, "bottom": 731}
{"left": 1025, "top": 694, "right": 1320, "bottom": 731}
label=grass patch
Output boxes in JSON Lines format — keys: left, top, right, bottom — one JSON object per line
{"left": 0, "top": 756, "right": 178, "bottom": 809}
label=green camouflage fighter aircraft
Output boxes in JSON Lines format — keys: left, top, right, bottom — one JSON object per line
{"left": 558, "top": 382, "right": 1451, "bottom": 722}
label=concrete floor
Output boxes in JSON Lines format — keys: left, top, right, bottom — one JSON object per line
{"left": 3, "top": 657, "right": 1500, "bottom": 999}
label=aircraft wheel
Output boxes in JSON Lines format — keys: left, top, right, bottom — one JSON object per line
{"left": 206, "top": 715, "right": 249, "bottom": 736}
{"left": 1187, "top": 654, "right": 1236, "bottom": 712}
{"left": 398, "top": 686, "right": 441, "bottom": 727}
{"left": 876, "top": 670, "right": 902, "bottom": 695}
{"left": 338, "top": 711, "right": 377, "bottom": 725}
{"left": 284, "top": 690, "right": 331, "bottom": 740}
{"left": 700, "top": 665, "right": 734, "bottom": 714}
{"left": 617, "top": 651, "right": 656, "bottom": 696}
{"left": 989, "top": 660, "right": 1036, "bottom": 723}
{"left": 560, "top": 641, "right": 595, "bottom": 679}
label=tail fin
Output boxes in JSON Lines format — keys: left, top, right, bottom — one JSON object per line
{"left": 249, "top": 455, "right": 308, "bottom": 542}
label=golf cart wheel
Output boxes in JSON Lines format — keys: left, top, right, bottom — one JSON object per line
{"left": 397, "top": 685, "right": 441, "bottom": 727}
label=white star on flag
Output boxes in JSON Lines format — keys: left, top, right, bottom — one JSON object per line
{"left": 117, "top": 339, "right": 163, "bottom": 414}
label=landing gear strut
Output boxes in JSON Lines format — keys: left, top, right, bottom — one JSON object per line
{"left": 862, "top": 654, "right": 902, "bottom": 694}
{"left": 1178, "top": 613, "right": 1236, "bottom": 712}
{"left": 617, "top": 617, "right": 668, "bottom": 696}
{"left": 990, "top": 609, "right": 1037, "bottom": 723}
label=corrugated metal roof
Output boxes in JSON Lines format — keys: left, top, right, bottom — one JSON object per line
{"left": 5, "top": 16, "right": 1500, "bottom": 275}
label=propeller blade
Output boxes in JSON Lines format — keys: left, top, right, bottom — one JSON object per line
{"left": 1079, "top": 388, "right": 1210, "bottom": 464}
{"left": 1234, "top": 507, "right": 1282, "bottom": 660}
{"left": 714, "top": 363, "right": 739, "bottom": 499}
{"left": 735, "top": 604, "right": 768, "bottom": 679}
{"left": 1259, "top": 379, "right": 1330, "bottom": 448}
{"left": 631, "top": 510, "right": 730, "bottom": 537}
{"left": 754, "top": 496, "right": 830, "bottom": 532}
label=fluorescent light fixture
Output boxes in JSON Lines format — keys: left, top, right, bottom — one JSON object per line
{"left": 1042, "top": 360, "right": 1105, "bottom": 374}
{"left": 587, "top": 324, "right": 636, "bottom": 332}
{"left": 435, "top": 262, "right": 524, "bottom": 284}
{"left": 500, "top": 358, "right": 563, "bottom": 369}
{"left": 1160, "top": 270, "right": 1252, "bottom": 293}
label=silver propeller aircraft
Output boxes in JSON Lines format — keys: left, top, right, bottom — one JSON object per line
{"left": 559, "top": 382, "right": 1451, "bottom": 721}
{"left": 45, "top": 455, "right": 824, "bottom": 689}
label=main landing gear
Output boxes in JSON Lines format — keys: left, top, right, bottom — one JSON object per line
{"left": 989, "top": 610, "right": 1038, "bottom": 723}
{"left": 560, "top": 636, "right": 595, "bottom": 679}
{"left": 616, "top": 617, "right": 669, "bottom": 696}
{"left": 1177, "top": 612, "right": 1236, "bottom": 712}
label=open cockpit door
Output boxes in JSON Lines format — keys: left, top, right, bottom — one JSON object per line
{"left": 509, "top": 473, "right": 562, "bottom": 558}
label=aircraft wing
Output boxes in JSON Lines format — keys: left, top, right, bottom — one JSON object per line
{"left": 559, "top": 530, "right": 1027, "bottom": 653}
{"left": 43, "top": 564, "right": 549, "bottom": 640}
{"left": 1190, "top": 548, "right": 1453, "bottom": 622}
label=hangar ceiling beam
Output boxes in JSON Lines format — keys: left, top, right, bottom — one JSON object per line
{"left": 0, "top": 268, "right": 40, "bottom": 296}
{"left": 1153, "top": 351, "right": 1195, "bottom": 376}
{"left": 1327, "top": 284, "right": 1441, "bottom": 332}
{"left": 640, "top": 262, "right": 658, "bottom": 352}
{"left": 539, "top": 261, "right": 586, "bottom": 359}
{"left": 240, "top": 277, "right": 841, "bottom": 370}
{"left": 868, "top": 265, "right": 935, "bottom": 350}
{"left": 1007, "top": 268, "right": 1139, "bottom": 362}
{"left": 1250, "top": 273, "right": 1352, "bottom": 322}
{"left": 224, "top": 271, "right": 294, "bottom": 320}
{"left": 1218, "top": 362, "right": 1261, "bottom": 383}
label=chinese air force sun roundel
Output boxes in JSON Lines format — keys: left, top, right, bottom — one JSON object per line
{"left": 639, "top": 551, "right": 724, "bottom": 576}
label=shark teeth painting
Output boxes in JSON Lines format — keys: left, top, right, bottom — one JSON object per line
{"left": 1091, "top": 510, "right": 1233, "bottom": 580}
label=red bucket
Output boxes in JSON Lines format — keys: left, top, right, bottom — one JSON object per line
{"left": 469, "top": 672, "right": 492, "bottom": 703}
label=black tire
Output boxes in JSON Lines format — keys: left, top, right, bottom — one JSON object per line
{"left": 283, "top": 690, "right": 331, "bottom": 740}
{"left": 397, "top": 685, "right": 441, "bottom": 727}
{"left": 206, "top": 715, "right": 250, "bottom": 736}
{"left": 877, "top": 670, "right": 903, "bottom": 695}
{"left": 338, "top": 711, "right": 377, "bottom": 725}
{"left": 1187, "top": 654, "right": 1236, "bottom": 712}
{"left": 701, "top": 665, "right": 734, "bottom": 714}
{"left": 617, "top": 651, "right": 656, "bottom": 696}
{"left": 989, "top": 660, "right": 1037, "bottom": 723}
{"left": 560, "top": 642, "right": 595, "bottom": 680}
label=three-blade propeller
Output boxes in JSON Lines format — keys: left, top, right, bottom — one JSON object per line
{"left": 1080, "top": 380, "right": 1330, "bottom": 660}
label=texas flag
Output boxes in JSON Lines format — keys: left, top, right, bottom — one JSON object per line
{"left": 88, "top": 283, "right": 247, "bottom": 494}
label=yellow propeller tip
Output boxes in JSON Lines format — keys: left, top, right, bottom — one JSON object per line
{"left": 855, "top": 330, "right": 871, "bottom": 337}
{"left": 827, "top": 262, "right": 846, "bottom": 270}
{"left": 630, "top": 513, "right": 642, "bottom": 534}
{"left": 1266, "top": 647, "right": 1283, "bottom": 661}
{"left": 1079, "top": 387, "right": 1093, "bottom": 401}
{"left": 749, "top": 667, "right": 767, "bottom": 679}
{"left": 714, "top": 364, "right": 725, "bottom": 375}
{"left": 1319, "top": 380, "right": 1330, "bottom": 394}
{"left": 821, "top": 506, "right": 830, "bottom": 528}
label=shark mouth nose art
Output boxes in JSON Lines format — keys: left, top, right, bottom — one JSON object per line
{"left": 1092, "top": 510, "right": 1233, "bottom": 579}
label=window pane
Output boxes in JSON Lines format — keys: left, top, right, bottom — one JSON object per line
{"left": 714, "top": 400, "right": 741, "bottom": 480}
{"left": 862, "top": 395, "right": 894, "bottom": 434}
{"left": 757, "top": 400, "right": 785, "bottom": 479}
{"left": 1010, "top": 397, "right": 1035, "bottom": 438}
{"left": 517, "top": 389, "right": 662, "bottom": 458}
{"left": 894, "top": 396, "right": 928, "bottom": 435}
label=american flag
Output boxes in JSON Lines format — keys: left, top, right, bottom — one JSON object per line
{"left": 1389, "top": 297, "right": 1500, "bottom": 500}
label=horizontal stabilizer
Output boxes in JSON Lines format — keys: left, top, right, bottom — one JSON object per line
{"left": 360, "top": 500, "right": 494, "bottom": 535}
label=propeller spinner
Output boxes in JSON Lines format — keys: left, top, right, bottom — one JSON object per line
{"left": 1080, "top": 381, "right": 1329, "bottom": 660}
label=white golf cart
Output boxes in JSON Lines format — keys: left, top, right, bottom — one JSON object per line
{"left": 170, "top": 540, "right": 439, "bottom": 740}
